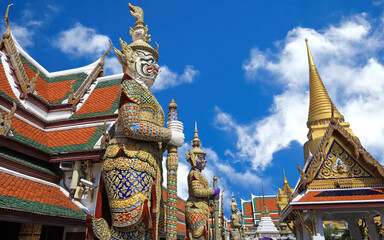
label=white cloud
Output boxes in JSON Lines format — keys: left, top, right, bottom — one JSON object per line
{"left": 152, "top": 65, "right": 199, "bottom": 91}
{"left": 53, "top": 23, "right": 110, "bottom": 58}
{"left": 104, "top": 56, "right": 122, "bottom": 75}
{"left": 216, "top": 13, "right": 384, "bottom": 170}
{"left": 12, "top": 24, "right": 34, "bottom": 48}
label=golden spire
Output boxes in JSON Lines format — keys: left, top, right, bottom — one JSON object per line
{"left": 191, "top": 122, "right": 202, "bottom": 148}
{"left": 282, "top": 170, "right": 292, "bottom": 197}
{"left": 306, "top": 39, "right": 344, "bottom": 128}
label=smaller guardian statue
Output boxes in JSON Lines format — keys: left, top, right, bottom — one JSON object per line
{"left": 185, "top": 124, "right": 220, "bottom": 240}
{"left": 229, "top": 194, "right": 243, "bottom": 240}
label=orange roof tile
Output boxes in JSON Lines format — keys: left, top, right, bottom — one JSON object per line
{"left": 12, "top": 116, "right": 98, "bottom": 148}
{"left": 255, "top": 198, "right": 278, "bottom": 212}
{"left": 245, "top": 219, "right": 253, "bottom": 223}
{"left": 24, "top": 64, "right": 76, "bottom": 103}
{"left": 0, "top": 64, "right": 19, "bottom": 102}
{"left": 298, "top": 188, "right": 384, "bottom": 203}
{"left": 0, "top": 172, "right": 80, "bottom": 210}
{"left": 74, "top": 85, "right": 119, "bottom": 115}
{"left": 244, "top": 202, "right": 253, "bottom": 216}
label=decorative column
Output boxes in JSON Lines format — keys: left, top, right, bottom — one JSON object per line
{"left": 365, "top": 213, "right": 380, "bottom": 240}
{"left": 346, "top": 217, "right": 362, "bottom": 240}
{"left": 312, "top": 210, "right": 325, "bottom": 240}
{"left": 166, "top": 99, "right": 179, "bottom": 240}
{"left": 213, "top": 175, "right": 220, "bottom": 240}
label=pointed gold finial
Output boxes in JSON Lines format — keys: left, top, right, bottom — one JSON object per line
{"left": 191, "top": 122, "right": 202, "bottom": 148}
{"left": 305, "top": 39, "right": 344, "bottom": 128}
{"left": 99, "top": 40, "right": 112, "bottom": 69}
{"left": 283, "top": 169, "right": 288, "bottom": 184}
{"left": 305, "top": 39, "right": 315, "bottom": 66}
{"left": 3, "top": 4, "right": 13, "bottom": 39}
{"left": 27, "top": 69, "right": 39, "bottom": 94}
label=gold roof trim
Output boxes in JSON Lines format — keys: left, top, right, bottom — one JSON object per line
{"left": 305, "top": 39, "right": 344, "bottom": 127}
{"left": 293, "top": 120, "right": 384, "bottom": 196}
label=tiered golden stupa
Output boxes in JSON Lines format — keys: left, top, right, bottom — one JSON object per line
{"left": 303, "top": 39, "right": 354, "bottom": 161}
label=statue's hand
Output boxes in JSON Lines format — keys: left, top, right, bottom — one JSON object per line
{"left": 167, "top": 121, "right": 184, "bottom": 147}
{"left": 213, "top": 187, "right": 220, "bottom": 200}
{"left": 169, "top": 131, "right": 184, "bottom": 147}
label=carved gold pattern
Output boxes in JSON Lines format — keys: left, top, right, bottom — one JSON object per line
{"left": 0, "top": 102, "right": 16, "bottom": 136}
{"left": 18, "top": 223, "right": 42, "bottom": 240}
{"left": 294, "top": 118, "right": 384, "bottom": 197}
{"left": 295, "top": 210, "right": 313, "bottom": 236}
{"left": 3, "top": 4, "right": 31, "bottom": 99}
{"left": 27, "top": 70, "right": 39, "bottom": 94}
{"left": 100, "top": 121, "right": 109, "bottom": 149}
{"left": 317, "top": 141, "right": 371, "bottom": 180}
{"left": 91, "top": 216, "right": 111, "bottom": 240}
{"left": 374, "top": 215, "right": 384, "bottom": 238}
{"left": 358, "top": 218, "right": 369, "bottom": 239}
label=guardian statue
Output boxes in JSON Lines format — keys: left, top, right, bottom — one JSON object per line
{"left": 185, "top": 124, "right": 220, "bottom": 240}
{"left": 87, "top": 4, "right": 184, "bottom": 240}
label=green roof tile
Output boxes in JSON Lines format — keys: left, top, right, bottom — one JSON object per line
{"left": 0, "top": 195, "right": 86, "bottom": 219}
{"left": 11, "top": 125, "right": 104, "bottom": 154}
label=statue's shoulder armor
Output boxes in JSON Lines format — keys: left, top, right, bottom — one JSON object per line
{"left": 121, "top": 79, "right": 143, "bottom": 104}
{"left": 189, "top": 169, "right": 209, "bottom": 187}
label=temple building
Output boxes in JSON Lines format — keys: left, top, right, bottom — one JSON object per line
{"left": 0, "top": 6, "right": 187, "bottom": 240}
{"left": 238, "top": 193, "right": 279, "bottom": 232}
{"left": 278, "top": 39, "right": 384, "bottom": 240}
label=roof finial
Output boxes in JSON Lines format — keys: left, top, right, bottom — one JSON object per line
{"left": 3, "top": 4, "right": 13, "bottom": 39}
{"left": 283, "top": 169, "right": 288, "bottom": 184}
{"left": 99, "top": 40, "right": 112, "bottom": 69}
{"left": 191, "top": 121, "right": 201, "bottom": 148}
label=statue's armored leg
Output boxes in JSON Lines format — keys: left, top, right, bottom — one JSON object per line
{"left": 87, "top": 215, "right": 111, "bottom": 240}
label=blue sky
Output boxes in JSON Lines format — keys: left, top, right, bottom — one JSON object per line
{"left": 5, "top": 0, "right": 384, "bottom": 217}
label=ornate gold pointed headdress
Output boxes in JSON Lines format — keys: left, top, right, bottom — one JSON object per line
{"left": 186, "top": 122, "right": 206, "bottom": 167}
{"left": 114, "top": 3, "right": 159, "bottom": 71}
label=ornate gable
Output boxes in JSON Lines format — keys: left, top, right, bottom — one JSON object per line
{"left": 297, "top": 121, "right": 384, "bottom": 193}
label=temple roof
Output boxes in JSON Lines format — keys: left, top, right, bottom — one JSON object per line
{"left": 0, "top": 169, "right": 86, "bottom": 222}
{"left": 294, "top": 188, "right": 384, "bottom": 204}
{"left": 0, "top": 33, "right": 121, "bottom": 163}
